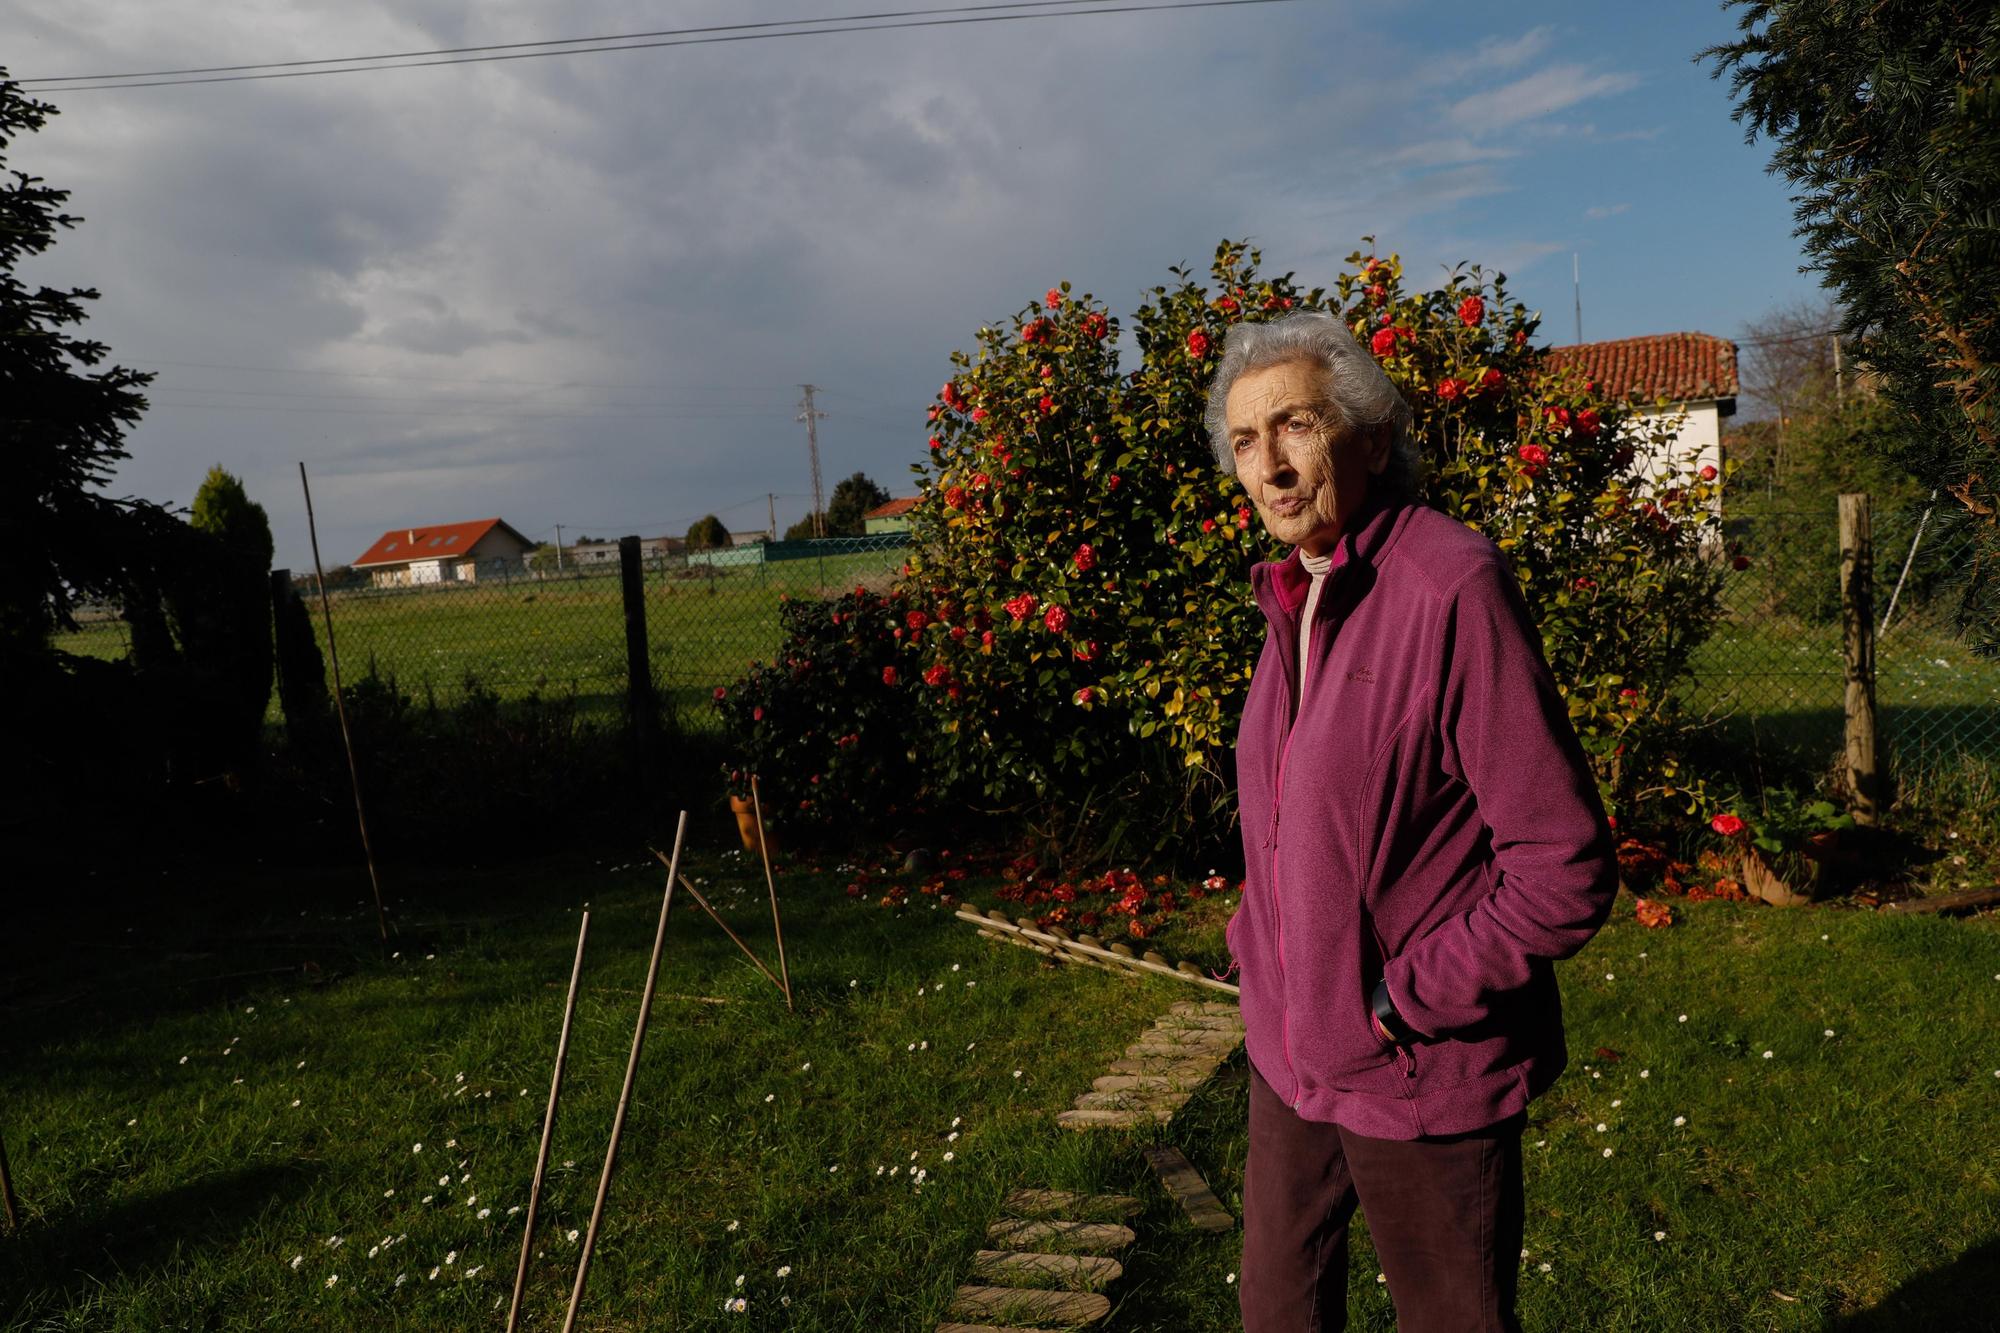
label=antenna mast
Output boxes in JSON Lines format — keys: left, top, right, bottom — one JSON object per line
{"left": 797, "top": 385, "right": 827, "bottom": 538}
{"left": 1573, "top": 253, "right": 1582, "bottom": 345}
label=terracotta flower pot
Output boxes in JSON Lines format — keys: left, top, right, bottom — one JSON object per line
{"left": 730, "top": 796, "right": 775, "bottom": 854}
{"left": 1741, "top": 848, "right": 1813, "bottom": 907}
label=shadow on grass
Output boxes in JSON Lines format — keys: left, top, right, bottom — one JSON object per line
{"left": 0, "top": 1159, "right": 321, "bottom": 1321}
{"left": 1829, "top": 1236, "right": 2000, "bottom": 1333}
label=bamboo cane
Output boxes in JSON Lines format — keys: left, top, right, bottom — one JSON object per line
{"left": 561, "top": 811, "right": 688, "bottom": 1333}
{"left": 749, "top": 775, "right": 792, "bottom": 1011}
{"left": 299, "top": 462, "right": 391, "bottom": 942}
{"left": 0, "top": 1117, "right": 20, "bottom": 1230}
{"left": 648, "top": 854, "right": 784, "bottom": 997}
{"left": 505, "top": 910, "right": 591, "bottom": 1333}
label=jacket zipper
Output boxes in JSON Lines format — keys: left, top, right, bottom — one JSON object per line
{"left": 1270, "top": 575, "right": 1310, "bottom": 1110}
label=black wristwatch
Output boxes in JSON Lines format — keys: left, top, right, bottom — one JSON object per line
{"left": 1372, "top": 978, "right": 1419, "bottom": 1044}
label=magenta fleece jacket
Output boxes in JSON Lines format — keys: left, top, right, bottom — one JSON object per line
{"left": 1226, "top": 493, "right": 1617, "bottom": 1139}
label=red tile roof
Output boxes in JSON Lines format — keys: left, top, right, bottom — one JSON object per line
{"left": 1544, "top": 333, "right": 1739, "bottom": 404}
{"left": 352, "top": 518, "right": 532, "bottom": 568}
{"left": 863, "top": 497, "right": 920, "bottom": 519}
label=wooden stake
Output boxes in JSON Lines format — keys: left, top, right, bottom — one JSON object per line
{"left": 0, "top": 1117, "right": 20, "bottom": 1230}
{"left": 299, "top": 462, "right": 391, "bottom": 941}
{"left": 749, "top": 776, "right": 792, "bottom": 1010}
{"left": 1839, "top": 493, "right": 1881, "bottom": 824}
{"left": 506, "top": 910, "right": 591, "bottom": 1333}
{"left": 562, "top": 811, "right": 688, "bottom": 1333}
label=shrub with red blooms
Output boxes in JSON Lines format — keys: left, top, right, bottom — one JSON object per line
{"left": 713, "top": 586, "right": 927, "bottom": 840}
{"left": 897, "top": 243, "right": 1732, "bottom": 844}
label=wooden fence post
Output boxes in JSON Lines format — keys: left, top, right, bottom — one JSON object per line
{"left": 1839, "top": 493, "right": 1880, "bottom": 824}
{"left": 619, "top": 536, "right": 656, "bottom": 755}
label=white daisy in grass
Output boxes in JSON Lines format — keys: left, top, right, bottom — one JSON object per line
{"left": 1539, "top": 1262, "right": 1552, "bottom": 1273}
{"left": 951, "top": 1117, "right": 962, "bottom": 1128}
{"left": 1763, "top": 1050, "right": 1774, "bottom": 1059}
{"left": 1012, "top": 1070, "right": 1022, "bottom": 1079}
{"left": 801, "top": 1063, "right": 811, "bottom": 1071}
{"left": 445, "top": 1251, "right": 457, "bottom": 1265}
{"left": 325, "top": 1275, "right": 338, "bottom": 1288}
{"left": 1674, "top": 1116, "right": 1686, "bottom": 1126}
{"left": 290, "top": 1255, "right": 303, "bottom": 1270}
{"left": 1640, "top": 1070, "right": 1650, "bottom": 1078}
{"left": 478, "top": 1209, "right": 491, "bottom": 1219}
{"left": 1596, "top": 1124, "right": 1607, "bottom": 1132}
{"left": 508, "top": 1207, "right": 520, "bottom": 1216}
{"left": 412, "top": 1144, "right": 423, "bottom": 1154}
{"left": 465, "top": 1265, "right": 482, "bottom": 1278}
{"left": 395, "top": 1274, "right": 406, "bottom": 1286}
{"left": 1602, "top": 1148, "right": 1613, "bottom": 1158}
{"left": 1654, "top": 1231, "right": 1667, "bottom": 1242}
{"left": 567, "top": 1230, "right": 579, "bottom": 1242}
{"left": 1824, "top": 1029, "right": 1835, "bottom": 1038}
{"left": 735, "top": 1275, "right": 746, "bottom": 1287}
{"left": 179, "top": 1057, "right": 187, "bottom": 1064}
{"left": 1226, "top": 1273, "right": 1236, "bottom": 1284}
{"left": 421, "top": 1195, "right": 434, "bottom": 1205}
{"left": 429, "top": 1267, "right": 440, "bottom": 1280}
{"left": 1375, "top": 1274, "right": 1386, "bottom": 1284}
{"left": 383, "top": 1190, "right": 394, "bottom": 1198}
{"left": 1678, "top": 1015, "right": 1687, "bottom": 1023}
{"left": 943, "top": 1152, "right": 954, "bottom": 1162}
{"left": 765, "top": 1094, "right": 775, "bottom": 1103}
{"left": 777, "top": 1266, "right": 792, "bottom": 1278}
{"left": 724, "top": 1297, "right": 747, "bottom": 1313}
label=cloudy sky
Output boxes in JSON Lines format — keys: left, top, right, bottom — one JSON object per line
{"left": 7, "top": 0, "right": 1811, "bottom": 568}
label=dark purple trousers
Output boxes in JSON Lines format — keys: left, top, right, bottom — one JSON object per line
{"left": 1240, "top": 1063, "right": 1525, "bottom": 1333}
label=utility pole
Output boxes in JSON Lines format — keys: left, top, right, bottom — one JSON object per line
{"left": 797, "top": 385, "right": 827, "bottom": 539}
{"left": 555, "top": 523, "right": 565, "bottom": 572}
{"left": 767, "top": 493, "right": 776, "bottom": 542}
{"left": 1833, "top": 334, "right": 1845, "bottom": 409}
{"left": 1573, "top": 253, "right": 1582, "bottom": 345}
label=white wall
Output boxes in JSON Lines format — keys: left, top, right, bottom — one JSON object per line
{"left": 1628, "top": 400, "right": 1724, "bottom": 514}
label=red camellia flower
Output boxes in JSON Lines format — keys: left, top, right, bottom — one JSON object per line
{"left": 1005, "top": 592, "right": 1040, "bottom": 621}
{"left": 923, "top": 662, "right": 950, "bottom": 687}
{"left": 881, "top": 666, "right": 898, "bottom": 685}
{"left": 1545, "top": 406, "right": 1571, "bottom": 429}
{"left": 1573, "top": 576, "right": 1597, "bottom": 590}
{"left": 1575, "top": 409, "right": 1601, "bottom": 436}
{"left": 1732, "top": 555, "right": 1752, "bottom": 571}
{"left": 1217, "top": 296, "right": 1239, "bottom": 312}
{"left": 950, "top": 626, "right": 966, "bottom": 642}
{"left": 1711, "top": 813, "right": 1746, "bottom": 837}
{"left": 1038, "top": 395, "right": 1054, "bottom": 416}
{"left": 1202, "top": 518, "right": 1217, "bottom": 532}
{"left": 1045, "top": 287, "right": 1063, "bottom": 309}
{"left": 941, "top": 381, "right": 963, "bottom": 411}
{"left": 906, "top": 610, "right": 929, "bottom": 630}
{"left": 751, "top": 706, "right": 764, "bottom": 721}
{"left": 971, "top": 472, "right": 990, "bottom": 489}
{"left": 1074, "top": 686, "right": 1095, "bottom": 705}
{"left": 1187, "top": 329, "right": 1211, "bottom": 359}
{"left": 1619, "top": 688, "right": 1639, "bottom": 699}
{"left": 1082, "top": 312, "right": 1107, "bottom": 340}
{"left": 1436, "top": 377, "right": 1467, "bottom": 401}
{"left": 1700, "top": 464, "right": 1718, "bottom": 481}
{"left": 1044, "top": 604, "right": 1071, "bottom": 634}
{"left": 1611, "top": 444, "right": 1635, "bottom": 469}
{"left": 1074, "top": 544, "right": 1096, "bottom": 573}
{"left": 1517, "top": 443, "right": 1549, "bottom": 467}
{"left": 944, "top": 486, "right": 966, "bottom": 509}
{"left": 1457, "top": 294, "right": 1485, "bottom": 327}
{"left": 970, "top": 408, "right": 986, "bottom": 422}
{"left": 1022, "top": 317, "right": 1053, "bottom": 344}
{"left": 981, "top": 630, "right": 995, "bottom": 646}
{"left": 1370, "top": 327, "right": 1398, "bottom": 357}
{"left": 1105, "top": 474, "right": 1120, "bottom": 490}
{"left": 1478, "top": 367, "right": 1504, "bottom": 393}
{"left": 712, "top": 686, "right": 726, "bottom": 700}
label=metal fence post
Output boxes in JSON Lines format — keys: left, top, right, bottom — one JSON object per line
{"left": 619, "top": 536, "right": 656, "bottom": 755}
{"left": 1839, "top": 494, "right": 1880, "bottom": 824}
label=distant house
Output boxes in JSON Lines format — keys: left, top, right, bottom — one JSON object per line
{"left": 1543, "top": 333, "right": 1739, "bottom": 504}
{"left": 863, "top": 497, "right": 920, "bottom": 534}
{"left": 352, "top": 518, "right": 537, "bottom": 588}
{"left": 569, "top": 535, "right": 685, "bottom": 565}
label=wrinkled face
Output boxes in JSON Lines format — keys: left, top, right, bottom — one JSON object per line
{"left": 1226, "top": 358, "right": 1390, "bottom": 556}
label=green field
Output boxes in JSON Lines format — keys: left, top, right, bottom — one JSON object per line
{"left": 53, "top": 549, "right": 905, "bottom": 728}
{"left": 5, "top": 844, "right": 1999, "bottom": 1330}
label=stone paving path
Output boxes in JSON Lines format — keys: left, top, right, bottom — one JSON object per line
{"left": 934, "top": 1002, "right": 1243, "bottom": 1330}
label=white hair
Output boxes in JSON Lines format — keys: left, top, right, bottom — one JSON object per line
{"left": 1203, "top": 312, "right": 1418, "bottom": 493}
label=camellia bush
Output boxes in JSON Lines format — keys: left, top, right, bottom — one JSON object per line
{"left": 712, "top": 587, "right": 926, "bottom": 837}
{"left": 899, "top": 241, "right": 1729, "bottom": 848}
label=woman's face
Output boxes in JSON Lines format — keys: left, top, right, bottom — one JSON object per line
{"left": 1226, "top": 358, "right": 1390, "bottom": 556}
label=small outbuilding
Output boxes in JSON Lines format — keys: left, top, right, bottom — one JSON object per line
{"left": 863, "top": 497, "right": 919, "bottom": 534}
{"left": 1543, "top": 332, "right": 1739, "bottom": 501}
{"left": 352, "top": 518, "right": 537, "bottom": 588}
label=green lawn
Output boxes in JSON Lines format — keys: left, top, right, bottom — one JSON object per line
{"left": 5, "top": 843, "right": 1999, "bottom": 1331}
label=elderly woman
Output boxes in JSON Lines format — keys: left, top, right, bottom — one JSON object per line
{"left": 1212, "top": 312, "right": 1617, "bottom": 1333}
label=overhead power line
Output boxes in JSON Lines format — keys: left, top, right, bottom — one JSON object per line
{"left": 20, "top": 0, "right": 1299, "bottom": 92}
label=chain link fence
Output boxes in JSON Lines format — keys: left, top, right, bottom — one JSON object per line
{"left": 1683, "top": 502, "right": 2000, "bottom": 775}
{"left": 51, "top": 534, "right": 911, "bottom": 732}
{"left": 50, "top": 504, "right": 1998, "bottom": 771}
